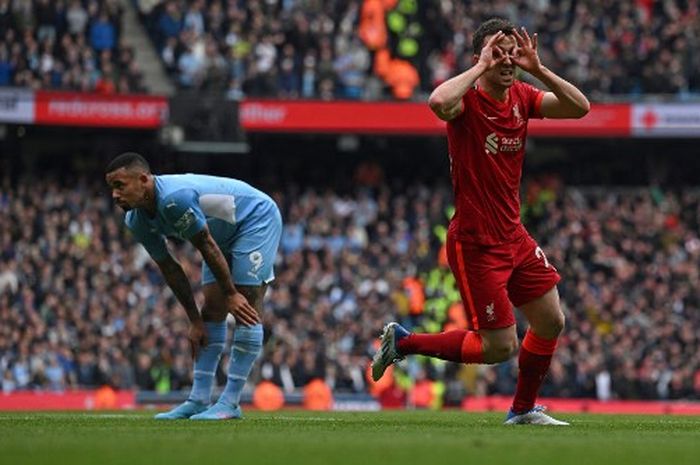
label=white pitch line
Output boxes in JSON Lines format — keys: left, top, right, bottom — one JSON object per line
{"left": 260, "top": 416, "right": 342, "bottom": 422}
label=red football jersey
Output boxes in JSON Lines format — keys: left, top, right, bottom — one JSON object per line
{"left": 446, "top": 80, "right": 544, "bottom": 245}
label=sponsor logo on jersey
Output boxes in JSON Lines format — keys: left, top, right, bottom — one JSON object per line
{"left": 485, "top": 132, "right": 522, "bottom": 154}
{"left": 174, "top": 208, "right": 196, "bottom": 232}
{"left": 485, "top": 132, "right": 499, "bottom": 154}
{"left": 501, "top": 136, "right": 523, "bottom": 152}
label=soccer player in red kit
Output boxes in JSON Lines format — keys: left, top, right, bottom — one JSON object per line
{"left": 371, "top": 18, "right": 590, "bottom": 425}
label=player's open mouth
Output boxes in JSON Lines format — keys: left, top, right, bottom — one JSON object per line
{"left": 500, "top": 70, "right": 513, "bottom": 77}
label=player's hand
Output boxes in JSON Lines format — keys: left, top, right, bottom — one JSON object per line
{"left": 225, "top": 292, "right": 260, "bottom": 327}
{"left": 477, "top": 31, "right": 508, "bottom": 70}
{"left": 512, "top": 27, "right": 543, "bottom": 74}
{"left": 188, "top": 320, "right": 209, "bottom": 361}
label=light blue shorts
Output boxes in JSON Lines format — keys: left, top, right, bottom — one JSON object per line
{"left": 202, "top": 206, "right": 282, "bottom": 287}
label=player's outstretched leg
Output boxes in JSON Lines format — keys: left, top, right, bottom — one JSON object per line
{"left": 371, "top": 322, "right": 409, "bottom": 381}
{"left": 155, "top": 321, "right": 226, "bottom": 420}
{"left": 504, "top": 405, "right": 569, "bottom": 426}
{"left": 372, "top": 323, "right": 487, "bottom": 381}
{"left": 190, "top": 323, "right": 263, "bottom": 420}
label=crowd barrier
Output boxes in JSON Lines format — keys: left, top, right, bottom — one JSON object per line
{"left": 2, "top": 389, "right": 698, "bottom": 415}
{"left": 2, "top": 88, "right": 700, "bottom": 137}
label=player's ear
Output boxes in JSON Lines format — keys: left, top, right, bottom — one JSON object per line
{"left": 472, "top": 54, "right": 479, "bottom": 65}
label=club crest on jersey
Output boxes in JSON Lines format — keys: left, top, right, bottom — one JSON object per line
{"left": 513, "top": 104, "right": 524, "bottom": 125}
{"left": 485, "top": 302, "right": 496, "bottom": 322}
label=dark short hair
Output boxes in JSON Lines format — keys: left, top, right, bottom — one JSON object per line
{"left": 105, "top": 152, "right": 151, "bottom": 174}
{"left": 473, "top": 18, "right": 516, "bottom": 54}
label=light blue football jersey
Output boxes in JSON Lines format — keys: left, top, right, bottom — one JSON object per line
{"left": 125, "top": 174, "right": 279, "bottom": 262}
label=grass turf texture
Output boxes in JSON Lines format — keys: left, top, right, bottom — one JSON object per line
{"left": 0, "top": 410, "right": 698, "bottom": 465}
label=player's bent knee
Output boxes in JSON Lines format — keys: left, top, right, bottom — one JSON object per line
{"left": 236, "top": 284, "right": 266, "bottom": 314}
{"left": 540, "top": 309, "right": 565, "bottom": 339}
{"left": 552, "top": 311, "right": 565, "bottom": 336}
{"left": 201, "top": 305, "right": 227, "bottom": 322}
{"left": 484, "top": 338, "right": 518, "bottom": 363}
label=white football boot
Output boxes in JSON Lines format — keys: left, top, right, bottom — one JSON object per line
{"left": 504, "top": 405, "right": 570, "bottom": 425}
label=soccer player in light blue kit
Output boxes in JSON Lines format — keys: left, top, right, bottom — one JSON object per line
{"left": 105, "top": 152, "right": 282, "bottom": 420}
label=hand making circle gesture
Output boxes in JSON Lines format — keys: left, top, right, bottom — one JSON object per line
{"left": 512, "top": 27, "right": 543, "bottom": 74}
{"left": 477, "top": 31, "right": 509, "bottom": 70}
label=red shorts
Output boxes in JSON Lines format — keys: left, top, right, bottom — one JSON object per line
{"left": 445, "top": 230, "right": 561, "bottom": 330}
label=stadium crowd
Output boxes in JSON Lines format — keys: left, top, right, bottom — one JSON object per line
{"left": 0, "top": 0, "right": 145, "bottom": 92}
{"left": 1, "top": 0, "right": 698, "bottom": 100}
{"left": 137, "top": 0, "right": 699, "bottom": 100}
{"left": 0, "top": 173, "right": 698, "bottom": 402}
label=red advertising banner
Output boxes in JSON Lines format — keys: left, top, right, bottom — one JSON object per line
{"left": 461, "top": 395, "right": 700, "bottom": 415}
{"left": 240, "top": 100, "right": 632, "bottom": 137}
{"left": 0, "top": 390, "right": 136, "bottom": 411}
{"left": 34, "top": 91, "right": 168, "bottom": 128}
{"left": 528, "top": 103, "right": 631, "bottom": 137}
{"left": 0, "top": 90, "right": 689, "bottom": 137}
{"left": 240, "top": 100, "right": 445, "bottom": 134}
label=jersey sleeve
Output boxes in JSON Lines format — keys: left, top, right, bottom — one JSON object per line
{"left": 521, "top": 82, "right": 545, "bottom": 119}
{"left": 447, "top": 89, "right": 474, "bottom": 129}
{"left": 160, "top": 188, "right": 207, "bottom": 240}
{"left": 125, "top": 212, "right": 169, "bottom": 261}
{"left": 460, "top": 88, "right": 477, "bottom": 118}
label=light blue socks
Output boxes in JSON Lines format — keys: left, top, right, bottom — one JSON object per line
{"left": 218, "top": 324, "right": 263, "bottom": 407}
{"left": 188, "top": 321, "right": 227, "bottom": 404}
{"left": 187, "top": 322, "right": 262, "bottom": 411}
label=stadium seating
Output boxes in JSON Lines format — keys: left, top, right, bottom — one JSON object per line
{"left": 136, "top": 0, "right": 700, "bottom": 100}
{"left": 0, "top": 0, "right": 145, "bottom": 92}
{"left": 1, "top": 175, "right": 698, "bottom": 401}
{"left": 2, "top": 1, "right": 697, "bottom": 100}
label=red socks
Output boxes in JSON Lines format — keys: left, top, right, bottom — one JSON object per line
{"left": 397, "top": 329, "right": 484, "bottom": 364}
{"left": 395, "top": 327, "right": 557, "bottom": 413}
{"left": 512, "top": 330, "right": 558, "bottom": 413}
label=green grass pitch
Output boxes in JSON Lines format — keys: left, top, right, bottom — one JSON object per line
{"left": 0, "top": 410, "right": 698, "bottom": 465}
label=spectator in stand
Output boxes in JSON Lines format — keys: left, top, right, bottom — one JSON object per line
{"left": 157, "top": 1, "right": 183, "bottom": 48}
{"left": 66, "top": 0, "right": 89, "bottom": 35}
{"left": 90, "top": 11, "right": 116, "bottom": 52}
{"left": 177, "top": 41, "right": 203, "bottom": 87}
{"left": 0, "top": 44, "right": 12, "bottom": 85}
{"left": 333, "top": 36, "right": 370, "bottom": 99}
{"left": 183, "top": 0, "right": 205, "bottom": 37}
{"left": 34, "top": 0, "right": 58, "bottom": 43}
